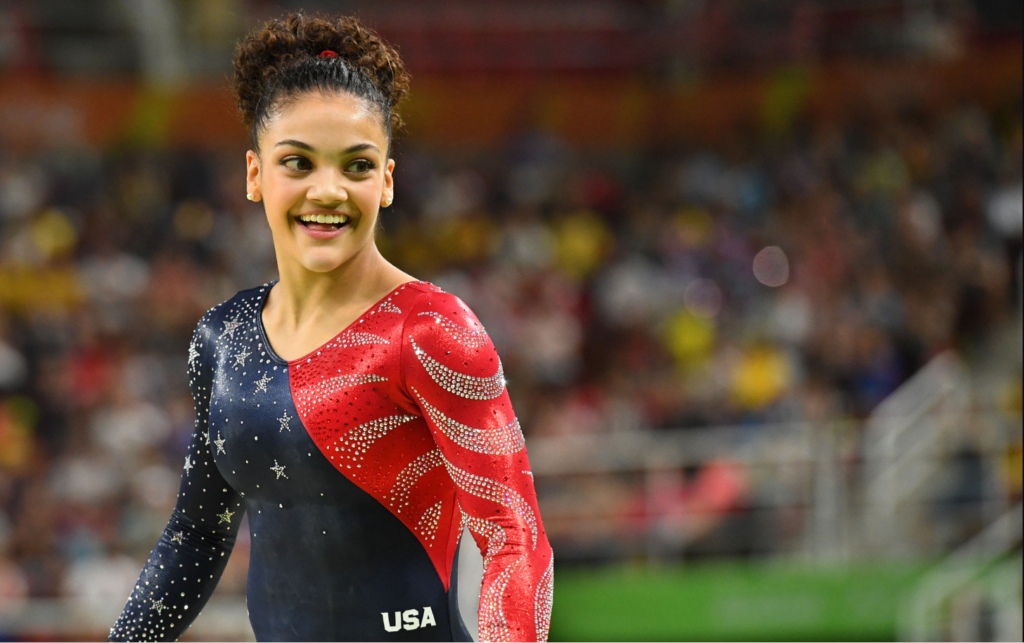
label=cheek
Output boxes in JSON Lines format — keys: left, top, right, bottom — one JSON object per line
{"left": 352, "top": 179, "right": 383, "bottom": 207}
{"left": 262, "top": 181, "right": 305, "bottom": 234}
{"left": 265, "top": 176, "right": 305, "bottom": 208}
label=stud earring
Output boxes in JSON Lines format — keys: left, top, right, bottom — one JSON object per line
{"left": 246, "top": 193, "right": 255, "bottom": 201}
{"left": 383, "top": 195, "right": 393, "bottom": 207}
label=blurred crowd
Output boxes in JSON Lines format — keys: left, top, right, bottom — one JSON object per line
{"left": 0, "top": 92, "right": 1021, "bottom": 615}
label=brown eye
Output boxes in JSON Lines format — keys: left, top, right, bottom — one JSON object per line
{"left": 282, "top": 156, "right": 312, "bottom": 171}
{"left": 346, "top": 159, "right": 375, "bottom": 174}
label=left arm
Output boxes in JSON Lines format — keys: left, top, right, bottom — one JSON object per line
{"left": 402, "top": 292, "right": 554, "bottom": 642}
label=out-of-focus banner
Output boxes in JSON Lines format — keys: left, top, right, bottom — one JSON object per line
{"left": 0, "top": 43, "right": 1019, "bottom": 151}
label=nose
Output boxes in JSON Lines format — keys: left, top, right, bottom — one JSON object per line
{"left": 306, "top": 166, "right": 349, "bottom": 205}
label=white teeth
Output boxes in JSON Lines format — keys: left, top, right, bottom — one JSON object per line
{"left": 298, "top": 214, "right": 350, "bottom": 225}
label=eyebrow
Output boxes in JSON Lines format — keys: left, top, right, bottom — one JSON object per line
{"left": 274, "top": 140, "right": 380, "bottom": 155}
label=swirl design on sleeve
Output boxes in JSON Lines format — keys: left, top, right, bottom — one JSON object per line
{"left": 409, "top": 337, "right": 505, "bottom": 400}
{"left": 441, "top": 453, "right": 537, "bottom": 549}
{"left": 416, "top": 311, "right": 490, "bottom": 348}
{"left": 412, "top": 387, "right": 524, "bottom": 454}
{"left": 479, "top": 554, "right": 527, "bottom": 643}
{"left": 534, "top": 554, "right": 554, "bottom": 641}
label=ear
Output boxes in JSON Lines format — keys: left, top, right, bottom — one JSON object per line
{"left": 380, "top": 158, "right": 396, "bottom": 207}
{"left": 245, "top": 150, "right": 262, "bottom": 202}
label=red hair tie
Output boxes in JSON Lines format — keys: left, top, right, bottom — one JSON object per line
{"left": 318, "top": 50, "right": 338, "bottom": 59}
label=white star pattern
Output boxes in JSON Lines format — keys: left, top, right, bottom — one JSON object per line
{"left": 150, "top": 598, "right": 165, "bottom": 614}
{"left": 202, "top": 430, "right": 210, "bottom": 445}
{"left": 218, "top": 508, "right": 234, "bottom": 524}
{"left": 278, "top": 410, "right": 292, "bottom": 432}
{"left": 233, "top": 347, "right": 251, "bottom": 367}
{"left": 187, "top": 340, "right": 200, "bottom": 366}
{"left": 183, "top": 455, "right": 193, "bottom": 475}
{"left": 220, "top": 317, "right": 242, "bottom": 339}
{"left": 214, "top": 432, "right": 226, "bottom": 455}
{"left": 254, "top": 373, "right": 272, "bottom": 394}
{"left": 171, "top": 531, "right": 184, "bottom": 544}
{"left": 271, "top": 460, "right": 288, "bottom": 480}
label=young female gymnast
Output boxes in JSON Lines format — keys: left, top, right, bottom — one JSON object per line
{"left": 109, "top": 13, "right": 552, "bottom": 642}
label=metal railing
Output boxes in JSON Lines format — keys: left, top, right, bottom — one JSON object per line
{"left": 529, "top": 352, "right": 1018, "bottom": 563}
{"left": 901, "top": 503, "right": 1023, "bottom": 642}
{"left": 863, "top": 351, "right": 972, "bottom": 556}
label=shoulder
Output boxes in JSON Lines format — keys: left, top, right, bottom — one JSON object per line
{"left": 397, "top": 283, "right": 505, "bottom": 398}
{"left": 190, "top": 282, "right": 271, "bottom": 349}
{"left": 400, "top": 283, "right": 487, "bottom": 337}
{"left": 188, "top": 282, "right": 271, "bottom": 383}
{"left": 400, "top": 283, "right": 497, "bottom": 364}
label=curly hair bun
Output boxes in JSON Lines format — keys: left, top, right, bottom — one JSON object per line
{"left": 233, "top": 12, "right": 410, "bottom": 147}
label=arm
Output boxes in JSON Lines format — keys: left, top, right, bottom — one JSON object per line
{"left": 403, "top": 293, "right": 554, "bottom": 642}
{"left": 109, "top": 311, "right": 245, "bottom": 642}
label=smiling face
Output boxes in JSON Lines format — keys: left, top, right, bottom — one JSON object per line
{"left": 246, "top": 91, "right": 394, "bottom": 275}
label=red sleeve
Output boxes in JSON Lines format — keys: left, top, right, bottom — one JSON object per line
{"left": 402, "top": 291, "right": 554, "bottom": 642}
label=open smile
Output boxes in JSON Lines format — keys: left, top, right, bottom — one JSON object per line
{"left": 294, "top": 212, "right": 352, "bottom": 239}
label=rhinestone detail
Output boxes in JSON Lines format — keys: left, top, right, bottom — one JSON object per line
{"left": 338, "top": 331, "right": 390, "bottom": 348}
{"left": 388, "top": 449, "right": 443, "bottom": 514}
{"left": 417, "top": 311, "right": 489, "bottom": 348}
{"left": 330, "top": 415, "right": 416, "bottom": 460}
{"left": 297, "top": 373, "right": 387, "bottom": 411}
{"left": 534, "top": 554, "right": 554, "bottom": 641}
{"left": 409, "top": 337, "right": 505, "bottom": 400}
{"left": 413, "top": 387, "right": 524, "bottom": 454}
{"left": 441, "top": 452, "right": 537, "bottom": 548}
{"left": 373, "top": 300, "right": 402, "bottom": 315}
{"left": 479, "top": 554, "right": 526, "bottom": 643}
{"left": 417, "top": 501, "right": 443, "bottom": 541}
{"left": 461, "top": 507, "right": 506, "bottom": 569}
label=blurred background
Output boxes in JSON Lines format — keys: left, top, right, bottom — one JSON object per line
{"left": 0, "top": 0, "right": 1020, "bottom": 640}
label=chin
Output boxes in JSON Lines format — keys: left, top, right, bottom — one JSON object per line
{"left": 300, "top": 251, "right": 349, "bottom": 273}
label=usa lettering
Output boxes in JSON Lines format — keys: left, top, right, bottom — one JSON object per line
{"left": 382, "top": 606, "right": 437, "bottom": 632}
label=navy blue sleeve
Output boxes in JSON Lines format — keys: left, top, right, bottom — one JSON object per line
{"left": 109, "top": 308, "right": 246, "bottom": 642}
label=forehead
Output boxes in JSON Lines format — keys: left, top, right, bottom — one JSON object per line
{"left": 261, "top": 92, "right": 388, "bottom": 151}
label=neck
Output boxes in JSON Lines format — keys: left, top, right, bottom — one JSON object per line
{"left": 271, "top": 240, "right": 404, "bottom": 327}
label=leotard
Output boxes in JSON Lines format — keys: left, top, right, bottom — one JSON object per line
{"left": 108, "top": 280, "right": 553, "bottom": 642}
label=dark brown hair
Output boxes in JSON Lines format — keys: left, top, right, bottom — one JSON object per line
{"left": 232, "top": 13, "right": 410, "bottom": 153}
